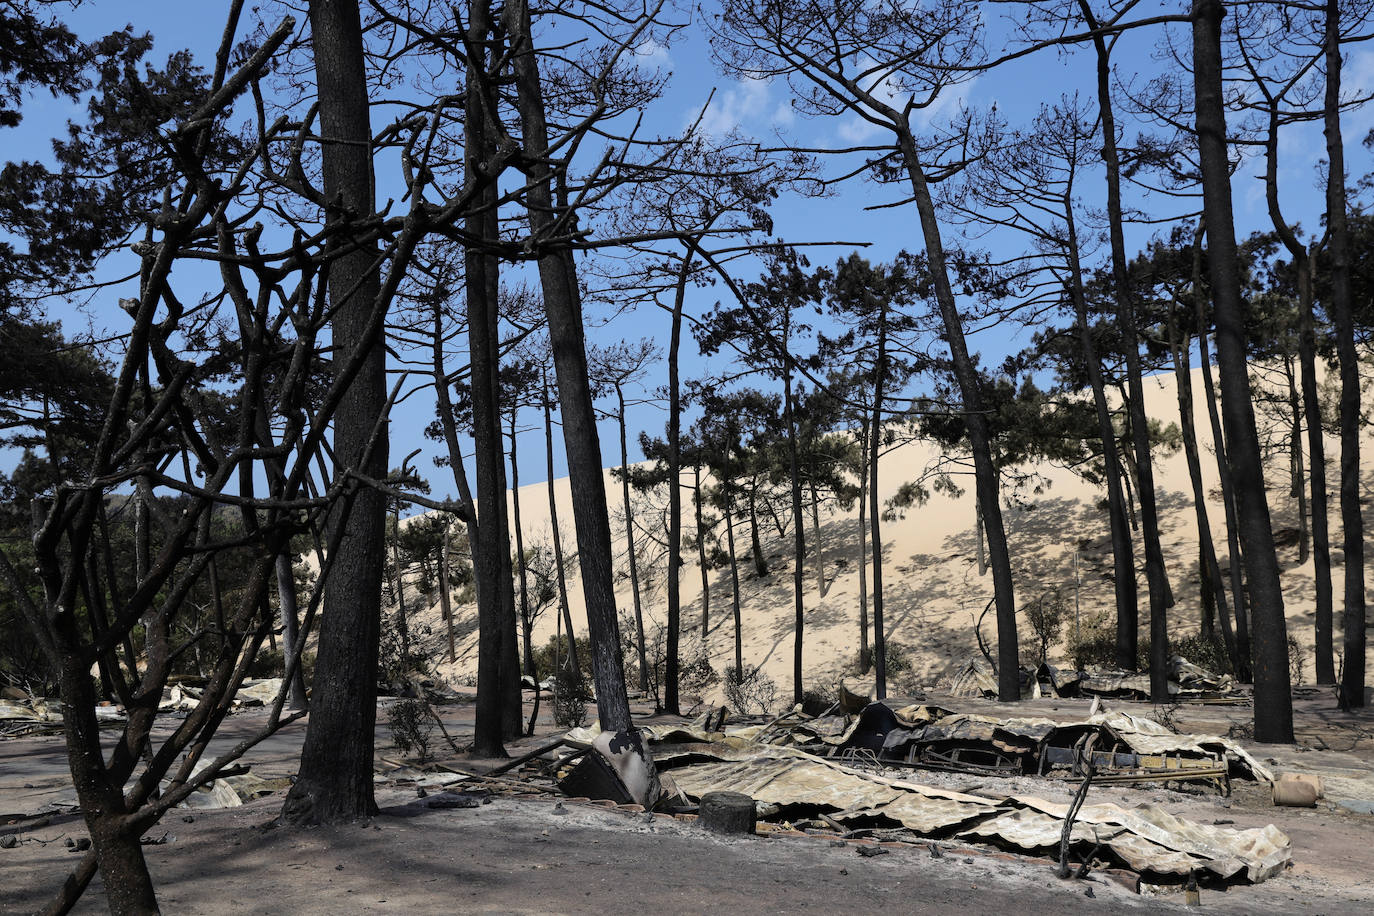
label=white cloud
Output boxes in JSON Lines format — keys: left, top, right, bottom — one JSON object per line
{"left": 692, "top": 76, "right": 795, "bottom": 139}
{"left": 835, "top": 56, "right": 976, "bottom": 144}
{"left": 633, "top": 38, "right": 672, "bottom": 72}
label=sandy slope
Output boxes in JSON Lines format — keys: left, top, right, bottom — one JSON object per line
{"left": 402, "top": 364, "right": 1374, "bottom": 703}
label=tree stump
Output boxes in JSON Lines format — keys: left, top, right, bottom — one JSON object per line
{"left": 699, "top": 791, "right": 756, "bottom": 835}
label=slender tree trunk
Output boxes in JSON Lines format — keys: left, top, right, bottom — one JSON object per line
{"left": 274, "top": 552, "right": 308, "bottom": 709}
{"left": 464, "top": 0, "right": 510, "bottom": 757}
{"left": 664, "top": 255, "right": 691, "bottom": 714}
{"left": 1081, "top": 1, "right": 1170, "bottom": 698}
{"left": 810, "top": 475, "right": 826, "bottom": 598}
{"left": 283, "top": 0, "right": 387, "bottom": 823}
{"left": 1298, "top": 251, "right": 1335, "bottom": 684}
{"left": 695, "top": 463, "right": 711, "bottom": 638}
{"left": 1066, "top": 205, "right": 1139, "bottom": 670}
{"left": 869, "top": 309, "right": 889, "bottom": 697}
{"left": 1168, "top": 292, "right": 1238, "bottom": 672}
{"left": 504, "top": 0, "right": 636, "bottom": 733}
{"left": 617, "top": 384, "right": 650, "bottom": 695}
{"left": 856, "top": 424, "right": 870, "bottom": 674}
{"left": 510, "top": 412, "right": 534, "bottom": 682}
{"left": 1285, "top": 358, "right": 1309, "bottom": 564}
{"left": 543, "top": 376, "right": 581, "bottom": 682}
{"left": 1193, "top": 0, "right": 1293, "bottom": 741}
{"left": 1324, "top": 0, "right": 1365, "bottom": 708}
{"left": 785, "top": 367, "right": 807, "bottom": 706}
{"left": 748, "top": 487, "right": 767, "bottom": 577}
{"left": 391, "top": 506, "right": 410, "bottom": 667}
{"left": 725, "top": 489, "right": 744, "bottom": 676}
{"left": 895, "top": 128, "right": 1018, "bottom": 700}
{"left": 1196, "top": 297, "right": 1253, "bottom": 680}
{"left": 439, "top": 520, "right": 455, "bottom": 663}
{"left": 1297, "top": 254, "right": 1330, "bottom": 683}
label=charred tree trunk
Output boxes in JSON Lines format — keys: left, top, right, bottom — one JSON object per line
{"left": 664, "top": 256, "right": 691, "bottom": 714}
{"left": 274, "top": 552, "right": 308, "bottom": 710}
{"left": 1298, "top": 253, "right": 1335, "bottom": 684}
{"left": 1197, "top": 300, "right": 1252, "bottom": 680}
{"left": 748, "top": 487, "right": 767, "bottom": 578}
{"left": 1285, "top": 359, "right": 1309, "bottom": 565}
{"left": 869, "top": 309, "right": 888, "bottom": 697}
{"left": 894, "top": 128, "right": 1018, "bottom": 701}
{"left": 543, "top": 375, "right": 581, "bottom": 683}
{"left": 695, "top": 463, "right": 711, "bottom": 638}
{"left": 1193, "top": 0, "right": 1293, "bottom": 741}
{"left": 439, "top": 519, "right": 455, "bottom": 663}
{"left": 856, "top": 423, "right": 871, "bottom": 674}
{"left": 283, "top": 0, "right": 387, "bottom": 824}
{"left": 510, "top": 411, "right": 535, "bottom": 684}
{"left": 616, "top": 383, "right": 650, "bottom": 695}
{"left": 464, "top": 0, "right": 511, "bottom": 757}
{"left": 1324, "top": 0, "right": 1366, "bottom": 708}
{"left": 504, "top": 0, "right": 635, "bottom": 733}
{"left": 1066, "top": 201, "right": 1139, "bottom": 671}
{"left": 1168, "top": 288, "right": 1238, "bottom": 672}
{"left": 725, "top": 488, "right": 744, "bottom": 676}
{"left": 785, "top": 367, "right": 807, "bottom": 706}
{"left": 1081, "top": 0, "right": 1170, "bottom": 697}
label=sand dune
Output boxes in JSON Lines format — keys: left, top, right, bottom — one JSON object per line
{"left": 402, "top": 363, "right": 1374, "bottom": 703}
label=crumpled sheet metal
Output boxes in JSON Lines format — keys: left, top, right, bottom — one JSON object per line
{"left": 962, "top": 797, "right": 1290, "bottom": 883}
{"left": 1089, "top": 711, "right": 1275, "bottom": 783}
{"left": 647, "top": 733, "right": 1291, "bottom": 883}
{"left": 662, "top": 747, "right": 999, "bottom": 834}
{"left": 945, "top": 658, "right": 1000, "bottom": 698}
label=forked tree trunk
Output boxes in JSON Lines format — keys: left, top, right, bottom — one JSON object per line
{"left": 1193, "top": 0, "right": 1293, "bottom": 741}
{"left": 283, "top": 0, "right": 388, "bottom": 824}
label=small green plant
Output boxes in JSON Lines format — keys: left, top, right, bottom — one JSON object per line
{"left": 1024, "top": 588, "right": 1067, "bottom": 664}
{"left": 1171, "top": 631, "right": 1231, "bottom": 675}
{"left": 723, "top": 665, "right": 776, "bottom": 715}
{"left": 551, "top": 667, "right": 591, "bottom": 729}
{"left": 378, "top": 610, "right": 429, "bottom": 694}
{"left": 387, "top": 699, "right": 435, "bottom": 760}
{"left": 533, "top": 633, "right": 594, "bottom": 686}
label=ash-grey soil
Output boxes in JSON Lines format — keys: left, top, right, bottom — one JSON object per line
{"left": 3, "top": 689, "right": 1373, "bottom": 914}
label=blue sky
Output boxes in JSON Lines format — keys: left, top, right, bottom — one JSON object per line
{"left": 9, "top": 0, "right": 1373, "bottom": 505}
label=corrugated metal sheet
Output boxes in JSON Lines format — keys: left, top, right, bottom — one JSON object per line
{"left": 650, "top": 736, "right": 1290, "bottom": 883}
